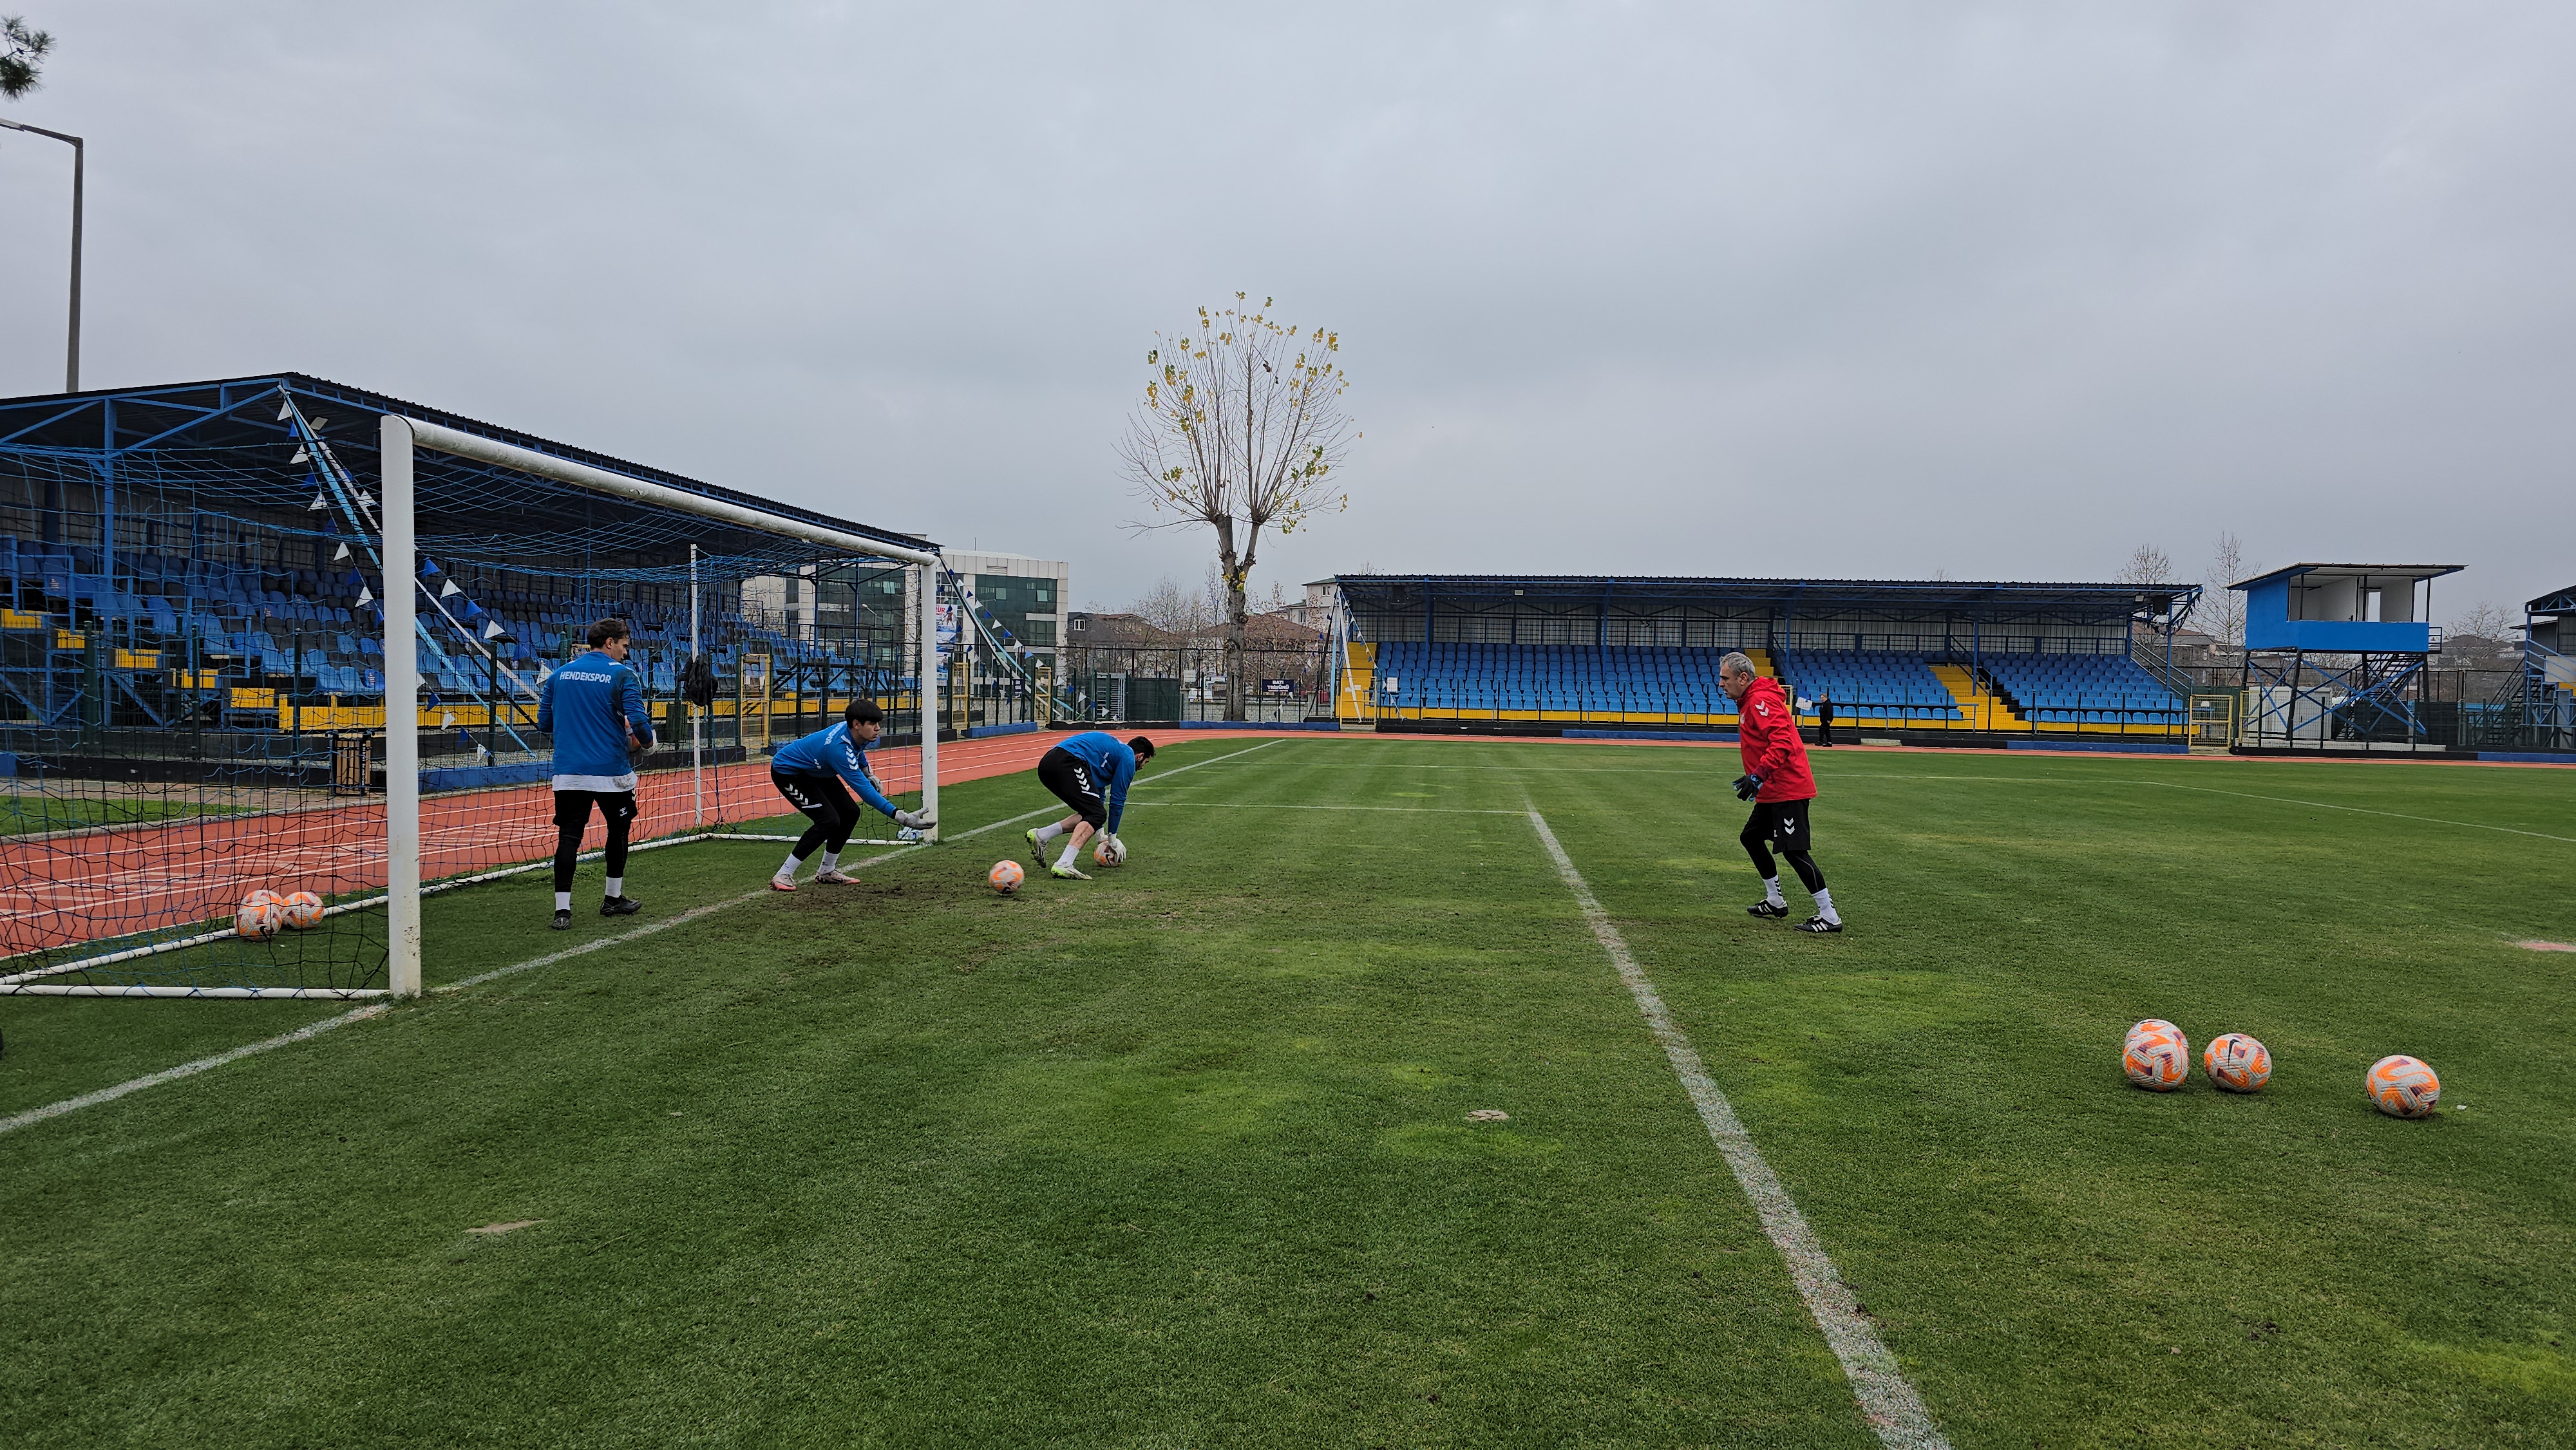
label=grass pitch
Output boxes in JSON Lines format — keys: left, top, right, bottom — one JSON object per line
{"left": 1, "top": 738, "right": 2570, "bottom": 1447}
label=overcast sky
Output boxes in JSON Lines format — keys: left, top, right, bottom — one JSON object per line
{"left": 3, "top": 3, "right": 2569, "bottom": 620}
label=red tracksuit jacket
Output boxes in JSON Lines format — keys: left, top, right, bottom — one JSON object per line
{"left": 1734, "top": 675, "right": 1817, "bottom": 803}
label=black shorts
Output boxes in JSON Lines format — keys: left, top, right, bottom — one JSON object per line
{"left": 1745, "top": 798, "right": 1815, "bottom": 850}
{"left": 1037, "top": 746, "right": 1108, "bottom": 829}
{"left": 553, "top": 789, "right": 638, "bottom": 831}
{"left": 772, "top": 770, "right": 858, "bottom": 825}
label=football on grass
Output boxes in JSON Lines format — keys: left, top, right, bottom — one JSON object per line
{"left": 235, "top": 896, "right": 283, "bottom": 940}
{"left": 281, "top": 890, "right": 325, "bottom": 930}
{"left": 2202, "top": 1033, "right": 2271, "bottom": 1093}
{"left": 988, "top": 860, "right": 1024, "bottom": 895}
{"left": 2367, "top": 1055, "right": 2441, "bottom": 1118}
{"left": 2123, "top": 1022, "right": 2190, "bottom": 1091}
{"left": 1092, "top": 836, "right": 1128, "bottom": 868}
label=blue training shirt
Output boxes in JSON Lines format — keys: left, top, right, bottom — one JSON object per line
{"left": 1056, "top": 730, "right": 1139, "bottom": 833}
{"left": 771, "top": 722, "right": 898, "bottom": 818}
{"left": 537, "top": 648, "right": 652, "bottom": 791}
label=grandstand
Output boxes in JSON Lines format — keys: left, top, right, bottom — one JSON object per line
{"left": 1330, "top": 574, "right": 2198, "bottom": 742}
{"left": 0, "top": 374, "right": 951, "bottom": 771}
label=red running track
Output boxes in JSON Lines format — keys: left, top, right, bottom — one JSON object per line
{"left": 0, "top": 729, "right": 1288, "bottom": 960}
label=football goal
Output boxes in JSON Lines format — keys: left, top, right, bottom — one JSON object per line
{"left": 0, "top": 390, "right": 941, "bottom": 999}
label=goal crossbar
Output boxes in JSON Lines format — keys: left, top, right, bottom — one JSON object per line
{"left": 379, "top": 416, "right": 942, "bottom": 997}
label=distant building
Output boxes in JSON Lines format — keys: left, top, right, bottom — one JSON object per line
{"left": 945, "top": 551, "right": 1070, "bottom": 675}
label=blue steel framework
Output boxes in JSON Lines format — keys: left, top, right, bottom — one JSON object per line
{"left": 0, "top": 373, "right": 938, "bottom": 748}
{"left": 1329, "top": 574, "right": 2201, "bottom": 730}
{"left": 2228, "top": 563, "right": 2463, "bottom": 753}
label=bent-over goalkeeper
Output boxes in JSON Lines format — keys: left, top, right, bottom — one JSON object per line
{"left": 767, "top": 700, "right": 933, "bottom": 891}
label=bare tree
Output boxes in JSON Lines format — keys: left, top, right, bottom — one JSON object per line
{"left": 2204, "top": 531, "right": 2250, "bottom": 646}
{"left": 1122, "top": 294, "right": 1356, "bottom": 720}
{"left": 2448, "top": 599, "right": 2517, "bottom": 644}
{"left": 1, "top": 15, "right": 50, "bottom": 100}
{"left": 2116, "top": 543, "right": 2175, "bottom": 587}
{"left": 1132, "top": 574, "right": 1214, "bottom": 638}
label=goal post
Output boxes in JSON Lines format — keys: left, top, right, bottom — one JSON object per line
{"left": 377, "top": 416, "right": 941, "bottom": 997}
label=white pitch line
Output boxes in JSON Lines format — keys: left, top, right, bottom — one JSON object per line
{"left": 1525, "top": 808, "right": 1949, "bottom": 1450}
{"left": 2133, "top": 780, "right": 2576, "bottom": 845}
{"left": 0, "top": 740, "right": 1285, "bottom": 1141}
{"left": 0, "top": 1001, "right": 391, "bottom": 1138}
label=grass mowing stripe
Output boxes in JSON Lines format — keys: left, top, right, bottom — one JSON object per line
{"left": 1133, "top": 801, "right": 1526, "bottom": 814}
{"left": 2133, "top": 779, "right": 2576, "bottom": 845}
{"left": 1, "top": 740, "right": 1287, "bottom": 1140}
{"left": 1527, "top": 805, "right": 1951, "bottom": 1450}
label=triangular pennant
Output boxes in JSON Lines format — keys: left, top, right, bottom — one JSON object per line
{"left": 307, "top": 492, "right": 327, "bottom": 510}
{"left": 419, "top": 558, "right": 441, "bottom": 578}
{"left": 356, "top": 491, "right": 375, "bottom": 507}
{"left": 483, "top": 619, "right": 506, "bottom": 639}
{"left": 276, "top": 399, "right": 293, "bottom": 421}
{"left": 332, "top": 543, "right": 351, "bottom": 561}
{"left": 310, "top": 418, "right": 328, "bottom": 431}
{"left": 356, "top": 586, "right": 374, "bottom": 607}
{"left": 439, "top": 579, "right": 463, "bottom": 598}
{"left": 290, "top": 447, "right": 310, "bottom": 466}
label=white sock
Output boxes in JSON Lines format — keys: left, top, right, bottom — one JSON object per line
{"left": 819, "top": 851, "right": 839, "bottom": 873}
{"left": 1763, "top": 876, "right": 1785, "bottom": 907}
{"left": 777, "top": 852, "right": 802, "bottom": 880}
{"left": 554, "top": 891, "right": 571, "bottom": 912}
{"left": 1812, "top": 887, "right": 1839, "bottom": 925}
{"left": 1057, "top": 840, "right": 1081, "bottom": 870}
{"left": 604, "top": 876, "right": 623, "bottom": 899}
{"left": 1034, "top": 822, "right": 1066, "bottom": 843}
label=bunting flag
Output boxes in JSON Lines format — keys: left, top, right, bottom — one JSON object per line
{"left": 439, "top": 579, "right": 464, "bottom": 599}
{"left": 482, "top": 619, "right": 506, "bottom": 640}
{"left": 332, "top": 542, "right": 351, "bottom": 561}
{"left": 290, "top": 447, "right": 310, "bottom": 466}
{"left": 276, "top": 399, "right": 293, "bottom": 421}
{"left": 307, "top": 491, "right": 327, "bottom": 510}
{"left": 419, "top": 558, "right": 442, "bottom": 578}
{"left": 355, "top": 586, "right": 374, "bottom": 607}
{"left": 310, "top": 417, "right": 328, "bottom": 431}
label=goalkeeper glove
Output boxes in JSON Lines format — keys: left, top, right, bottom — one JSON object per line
{"left": 1732, "top": 773, "right": 1763, "bottom": 801}
{"left": 894, "top": 807, "right": 934, "bottom": 831}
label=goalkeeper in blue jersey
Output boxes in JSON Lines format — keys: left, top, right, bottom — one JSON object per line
{"left": 536, "top": 617, "right": 654, "bottom": 930}
{"left": 1027, "top": 730, "right": 1155, "bottom": 880}
{"left": 768, "top": 700, "right": 934, "bottom": 891}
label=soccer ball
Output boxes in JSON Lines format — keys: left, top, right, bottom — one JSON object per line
{"left": 2123, "top": 1021, "right": 2190, "bottom": 1091}
{"left": 2202, "top": 1033, "right": 2271, "bottom": 1093}
{"left": 988, "top": 860, "right": 1024, "bottom": 895}
{"left": 2367, "top": 1055, "right": 2441, "bottom": 1118}
{"left": 1092, "top": 835, "right": 1128, "bottom": 868}
{"left": 280, "top": 890, "right": 325, "bottom": 930}
{"left": 235, "top": 896, "right": 284, "bottom": 940}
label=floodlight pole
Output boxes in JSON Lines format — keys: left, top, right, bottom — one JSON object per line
{"left": 0, "top": 118, "right": 83, "bottom": 391}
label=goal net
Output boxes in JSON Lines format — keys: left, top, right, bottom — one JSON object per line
{"left": 0, "top": 391, "right": 941, "bottom": 997}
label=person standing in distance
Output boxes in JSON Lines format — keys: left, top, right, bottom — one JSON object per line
{"left": 536, "top": 617, "right": 654, "bottom": 930}
{"left": 1026, "top": 730, "right": 1155, "bottom": 879}
{"left": 1815, "top": 689, "right": 1836, "bottom": 746}
{"left": 766, "top": 699, "right": 934, "bottom": 891}
{"left": 1719, "top": 652, "right": 1842, "bottom": 933}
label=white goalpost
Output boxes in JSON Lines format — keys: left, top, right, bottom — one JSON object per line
{"left": 377, "top": 416, "right": 941, "bottom": 997}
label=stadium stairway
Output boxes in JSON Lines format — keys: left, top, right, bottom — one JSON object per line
{"left": 1929, "top": 663, "right": 2025, "bottom": 731}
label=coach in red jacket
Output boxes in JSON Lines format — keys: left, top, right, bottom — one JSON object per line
{"left": 1720, "top": 652, "right": 1843, "bottom": 933}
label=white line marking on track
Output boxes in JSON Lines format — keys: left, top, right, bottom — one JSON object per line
{"left": 0, "top": 741, "right": 1283, "bottom": 1140}
{"left": 1526, "top": 808, "right": 1949, "bottom": 1450}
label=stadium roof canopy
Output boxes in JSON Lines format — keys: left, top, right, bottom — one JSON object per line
{"left": 0, "top": 373, "right": 937, "bottom": 561}
{"left": 2228, "top": 563, "right": 2464, "bottom": 591}
{"left": 2529, "top": 585, "right": 2576, "bottom": 616}
{"left": 1334, "top": 574, "right": 2197, "bottom": 625}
